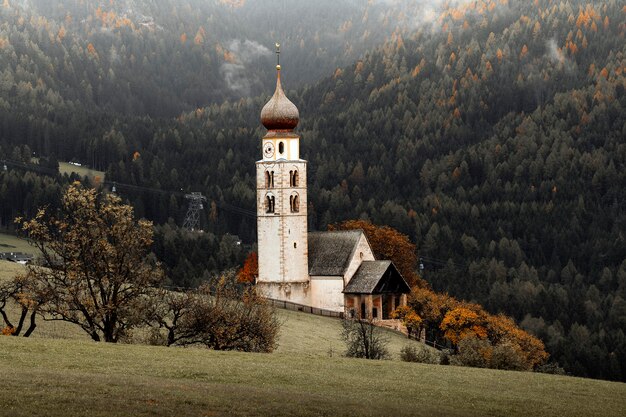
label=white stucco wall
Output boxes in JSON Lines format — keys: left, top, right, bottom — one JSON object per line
{"left": 310, "top": 276, "right": 345, "bottom": 312}
{"left": 343, "top": 233, "right": 376, "bottom": 286}
{"left": 256, "top": 282, "right": 310, "bottom": 305}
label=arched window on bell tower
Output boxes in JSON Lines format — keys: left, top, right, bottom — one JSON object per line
{"left": 289, "top": 169, "right": 299, "bottom": 187}
{"left": 265, "top": 171, "right": 274, "bottom": 188}
{"left": 266, "top": 194, "right": 275, "bottom": 213}
{"left": 290, "top": 193, "right": 299, "bottom": 213}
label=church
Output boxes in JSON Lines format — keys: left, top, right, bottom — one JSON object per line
{"left": 255, "top": 56, "right": 411, "bottom": 320}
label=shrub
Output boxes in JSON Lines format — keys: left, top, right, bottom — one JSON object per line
{"left": 536, "top": 362, "right": 566, "bottom": 375}
{"left": 341, "top": 318, "right": 389, "bottom": 360}
{"left": 450, "top": 336, "right": 492, "bottom": 368}
{"left": 451, "top": 336, "right": 538, "bottom": 371}
{"left": 490, "top": 342, "right": 527, "bottom": 371}
{"left": 400, "top": 344, "right": 440, "bottom": 364}
{"left": 143, "top": 276, "right": 280, "bottom": 353}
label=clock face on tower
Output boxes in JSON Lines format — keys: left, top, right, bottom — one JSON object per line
{"left": 263, "top": 142, "right": 275, "bottom": 158}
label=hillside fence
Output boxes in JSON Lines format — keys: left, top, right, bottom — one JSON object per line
{"left": 265, "top": 298, "right": 345, "bottom": 319}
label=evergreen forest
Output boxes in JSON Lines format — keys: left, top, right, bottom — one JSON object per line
{"left": 0, "top": 0, "right": 625, "bottom": 381}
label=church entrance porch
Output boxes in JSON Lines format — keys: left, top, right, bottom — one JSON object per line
{"left": 343, "top": 261, "right": 410, "bottom": 320}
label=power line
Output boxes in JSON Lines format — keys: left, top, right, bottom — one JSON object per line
{"left": 1, "top": 158, "right": 58, "bottom": 176}
{"left": 103, "top": 180, "right": 257, "bottom": 219}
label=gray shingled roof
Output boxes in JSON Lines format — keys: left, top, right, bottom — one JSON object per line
{"left": 308, "top": 230, "right": 363, "bottom": 276}
{"left": 344, "top": 261, "right": 411, "bottom": 294}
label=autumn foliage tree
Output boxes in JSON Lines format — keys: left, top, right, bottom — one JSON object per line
{"left": 440, "top": 305, "right": 488, "bottom": 346}
{"left": 16, "top": 183, "right": 164, "bottom": 343}
{"left": 395, "top": 286, "right": 548, "bottom": 370}
{"left": 330, "top": 220, "right": 426, "bottom": 287}
{"left": 237, "top": 251, "right": 258, "bottom": 284}
{"left": 0, "top": 275, "right": 42, "bottom": 337}
{"left": 391, "top": 305, "right": 423, "bottom": 339}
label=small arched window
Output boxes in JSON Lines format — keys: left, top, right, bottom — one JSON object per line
{"left": 266, "top": 195, "right": 275, "bottom": 213}
{"left": 265, "top": 171, "right": 271, "bottom": 188}
{"left": 290, "top": 194, "right": 299, "bottom": 213}
{"left": 289, "top": 169, "right": 299, "bottom": 187}
{"left": 270, "top": 171, "right": 274, "bottom": 188}
{"left": 279, "top": 142, "right": 285, "bottom": 154}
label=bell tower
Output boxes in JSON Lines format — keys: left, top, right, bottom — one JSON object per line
{"left": 256, "top": 44, "right": 309, "bottom": 304}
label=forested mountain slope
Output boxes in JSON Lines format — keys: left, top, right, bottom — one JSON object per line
{"left": 0, "top": 0, "right": 428, "bottom": 117}
{"left": 299, "top": 0, "right": 626, "bottom": 381}
{"left": 1, "top": 0, "right": 625, "bottom": 380}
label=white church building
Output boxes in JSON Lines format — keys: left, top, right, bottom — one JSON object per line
{"left": 255, "top": 59, "right": 410, "bottom": 320}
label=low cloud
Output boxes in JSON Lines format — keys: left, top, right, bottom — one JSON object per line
{"left": 545, "top": 38, "right": 575, "bottom": 72}
{"left": 220, "top": 39, "right": 271, "bottom": 95}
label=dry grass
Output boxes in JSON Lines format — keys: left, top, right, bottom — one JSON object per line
{"left": 1, "top": 336, "right": 624, "bottom": 417}
{"left": 0, "top": 260, "right": 26, "bottom": 281}
{"left": 275, "top": 308, "right": 429, "bottom": 360}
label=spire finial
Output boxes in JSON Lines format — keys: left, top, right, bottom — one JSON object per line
{"left": 275, "top": 42, "right": 281, "bottom": 71}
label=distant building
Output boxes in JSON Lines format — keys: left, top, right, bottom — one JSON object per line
{"left": 255, "top": 61, "right": 410, "bottom": 319}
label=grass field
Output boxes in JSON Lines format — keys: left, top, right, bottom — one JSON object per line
{"left": 58, "top": 161, "right": 105, "bottom": 181}
{"left": 276, "top": 308, "right": 428, "bottom": 359}
{"left": 0, "top": 234, "right": 37, "bottom": 289}
{"left": 2, "top": 253, "right": 624, "bottom": 416}
{"left": 0, "top": 260, "right": 26, "bottom": 281}
{"left": 0, "top": 232, "right": 35, "bottom": 255}
{"left": 1, "top": 336, "right": 624, "bottom": 417}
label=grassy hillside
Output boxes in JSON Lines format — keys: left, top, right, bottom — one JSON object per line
{"left": 0, "top": 233, "right": 35, "bottom": 256}
{"left": 1, "top": 336, "right": 624, "bottom": 417}
{"left": 275, "top": 308, "right": 424, "bottom": 360}
{"left": 0, "top": 273, "right": 427, "bottom": 357}
{"left": 0, "top": 260, "right": 26, "bottom": 281}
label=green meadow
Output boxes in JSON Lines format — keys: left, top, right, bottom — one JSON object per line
{"left": 1, "top": 246, "right": 624, "bottom": 416}
{"left": 0, "top": 232, "right": 35, "bottom": 256}
{"left": 1, "top": 336, "right": 624, "bottom": 417}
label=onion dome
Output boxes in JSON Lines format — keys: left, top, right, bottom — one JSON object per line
{"left": 261, "top": 68, "right": 299, "bottom": 131}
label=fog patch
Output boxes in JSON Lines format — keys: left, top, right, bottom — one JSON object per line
{"left": 546, "top": 38, "right": 575, "bottom": 72}
{"left": 220, "top": 39, "right": 271, "bottom": 95}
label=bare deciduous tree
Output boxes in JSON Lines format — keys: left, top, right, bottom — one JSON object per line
{"left": 143, "top": 277, "right": 280, "bottom": 352}
{"left": 341, "top": 315, "right": 389, "bottom": 360}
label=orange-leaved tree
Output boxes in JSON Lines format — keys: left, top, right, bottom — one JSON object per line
{"left": 485, "top": 314, "right": 548, "bottom": 370}
{"left": 391, "top": 305, "right": 423, "bottom": 339}
{"left": 237, "top": 251, "right": 258, "bottom": 284}
{"left": 329, "top": 220, "right": 426, "bottom": 287}
{"left": 408, "top": 287, "right": 456, "bottom": 335}
{"left": 440, "top": 304, "right": 488, "bottom": 346}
